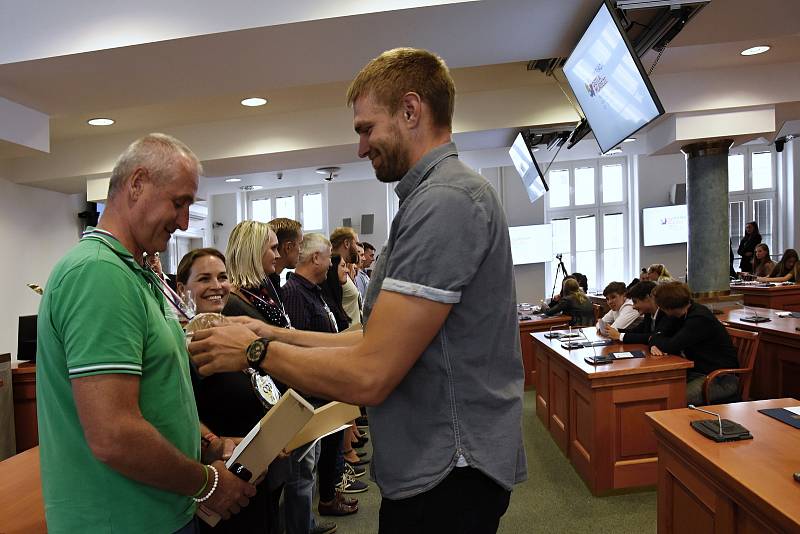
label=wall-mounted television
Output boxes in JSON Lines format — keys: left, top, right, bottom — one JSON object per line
{"left": 642, "top": 205, "right": 687, "bottom": 246}
{"left": 509, "top": 132, "right": 549, "bottom": 203}
{"left": 509, "top": 224, "right": 553, "bottom": 265}
{"left": 563, "top": 0, "right": 665, "bottom": 154}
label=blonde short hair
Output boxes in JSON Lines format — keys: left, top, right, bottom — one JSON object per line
{"left": 329, "top": 227, "right": 357, "bottom": 250}
{"left": 346, "top": 47, "right": 455, "bottom": 130}
{"left": 226, "top": 220, "right": 272, "bottom": 288}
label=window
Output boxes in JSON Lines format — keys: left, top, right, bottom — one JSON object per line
{"left": 249, "top": 186, "right": 327, "bottom": 234}
{"left": 545, "top": 157, "right": 628, "bottom": 293}
{"left": 729, "top": 146, "right": 776, "bottom": 262}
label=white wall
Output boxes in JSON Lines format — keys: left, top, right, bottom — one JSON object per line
{"left": 0, "top": 178, "right": 83, "bottom": 361}
{"left": 326, "top": 179, "right": 389, "bottom": 247}
{"left": 637, "top": 153, "right": 688, "bottom": 280}
{"left": 207, "top": 192, "right": 244, "bottom": 255}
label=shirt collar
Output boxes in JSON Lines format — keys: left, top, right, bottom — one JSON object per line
{"left": 291, "top": 272, "right": 322, "bottom": 292}
{"left": 394, "top": 142, "right": 458, "bottom": 205}
{"left": 81, "top": 227, "right": 142, "bottom": 272}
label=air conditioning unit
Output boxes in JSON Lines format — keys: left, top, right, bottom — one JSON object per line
{"left": 670, "top": 183, "right": 686, "bottom": 205}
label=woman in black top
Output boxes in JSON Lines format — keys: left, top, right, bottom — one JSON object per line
{"left": 320, "top": 254, "right": 351, "bottom": 333}
{"left": 187, "top": 221, "right": 289, "bottom": 534}
{"left": 736, "top": 221, "right": 762, "bottom": 273}
{"left": 544, "top": 278, "right": 595, "bottom": 326}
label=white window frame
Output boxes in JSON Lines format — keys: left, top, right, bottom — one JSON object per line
{"left": 248, "top": 185, "right": 328, "bottom": 235}
{"left": 729, "top": 145, "right": 778, "bottom": 262}
{"left": 544, "top": 156, "right": 629, "bottom": 294}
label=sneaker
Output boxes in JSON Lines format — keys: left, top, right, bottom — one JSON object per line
{"left": 355, "top": 415, "right": 369, "bottom": 427}
{"left": 338, "top": 471, "right": 369, "bottom": 494}
{"left": 356, "top": 450, "right": 368, "bottom": 458}
{"left": 318, "top": 492, "right": 358, "bottom": 517}
{"left": 346, "top": 463, "right": 366, "bottom": 478}
{"left": 311, "top": 521, "right": 337, "bottom": 534}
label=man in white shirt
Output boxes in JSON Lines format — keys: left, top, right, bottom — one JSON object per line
{"left": 597, "top": 281, "right": 640, "bottom": 334}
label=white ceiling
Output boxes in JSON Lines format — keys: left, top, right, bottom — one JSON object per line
{"left": 1, "top": 0, "right": 799, "bottom": 195}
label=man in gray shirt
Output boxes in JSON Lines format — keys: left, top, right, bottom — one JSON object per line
{"left": 190, "top": 47, "right": 527, "bottom": 533}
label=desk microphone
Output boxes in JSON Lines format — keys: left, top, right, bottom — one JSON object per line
{"left": 579, "top": 327, "right": 599, "bottom": 362}
{"left": 689, "top": 404, "right": 723, "bottom": 435}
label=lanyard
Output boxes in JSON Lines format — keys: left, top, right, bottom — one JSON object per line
{"left": 240, "top": 282, "right": 292, "bottom": 329}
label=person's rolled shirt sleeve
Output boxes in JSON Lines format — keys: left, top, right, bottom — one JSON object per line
{"left": 53, "top": 261, "right": 146, "bottom": 379}
{"left": 382, "top": 184, "right": 489, "bottom": 304}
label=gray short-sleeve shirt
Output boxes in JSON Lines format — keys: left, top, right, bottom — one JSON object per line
{"left": 363, "top": 142, "right": 527, "bottom": 499}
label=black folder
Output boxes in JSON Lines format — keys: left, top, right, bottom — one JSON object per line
{"left": 758, "top": 408, "right": 800, "bottom": 429}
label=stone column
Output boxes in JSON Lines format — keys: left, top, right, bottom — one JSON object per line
{"left": 680, "top": 139, "right": 733, "bottom": 296}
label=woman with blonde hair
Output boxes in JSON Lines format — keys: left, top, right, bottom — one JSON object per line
{"left": 647, "top": 264, "right": 672, "bottom": 282}
{"left": 544, "top": 277, "right": 595, "bottom": 326}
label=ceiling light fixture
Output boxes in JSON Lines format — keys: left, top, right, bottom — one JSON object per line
{"left": 740, "top": 45, "right": 770, "bottom": 56}
{"left": 225, "top": 178, "right": 242, "bottom": 183}
{"left": 87, "top": 118, "right": 115, "bottom": 126}
{"left": 623, "top": 138, "right": 636, "bottom": 143}
{"left": 316, "top": 166, "right": 340, "bottom": 182}
{"left": 241, "top": 97, "right": 268, "bottom": 107}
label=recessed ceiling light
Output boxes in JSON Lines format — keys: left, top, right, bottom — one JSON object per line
{"left": 623, "top": 138, "right": 636, "bottom": 143}
{"left": 740, "top": 45, "right": 770, "bottom": 56}
{"left": 240, "top": 97, "right": 268, "bottom": 107}
{"left": 87, "top": 118, "right": 114, "bottom": 126}
{"left": 225, "top": 178, "right": 242, "bottom": 183}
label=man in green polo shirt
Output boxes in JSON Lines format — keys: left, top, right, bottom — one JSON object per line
{"left": 36, "top": 133, "right": 255, "bottom": 533}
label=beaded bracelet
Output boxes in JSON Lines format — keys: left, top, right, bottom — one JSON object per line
{"left": 192, "top": 464, "right": 210, "bottom": 498}
{"left": 193, "top": 465, "right": 219, "bottom": 503}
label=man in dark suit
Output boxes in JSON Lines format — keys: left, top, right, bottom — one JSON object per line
{"left": 648, "top": 281, "right": 739, "bottom": 405}
{"left": 604, "top": 281, "right": 679, "bottom": 344}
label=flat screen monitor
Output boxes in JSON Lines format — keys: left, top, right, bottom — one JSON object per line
{"left": 509, "top": 224, "right": 553, "bottom": 265}
{"left": 642, "top": 205, "right": 688, "bottom": 246}
{"left": 509, "top": 132, "right": 549, "bottom": 203}
{"left": 17, "top": 314, "right": 37, "bottom": 362}
{"left": 563, "top": 0, "right": 665, "bottom": 153}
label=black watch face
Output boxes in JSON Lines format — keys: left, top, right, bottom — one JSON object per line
{"left": 248, "top": 338, "right": 266, "bottom": 365}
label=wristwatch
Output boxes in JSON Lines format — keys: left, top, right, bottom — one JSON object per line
{"left": 246, "top": 337, "right": 270, "bottom": 374}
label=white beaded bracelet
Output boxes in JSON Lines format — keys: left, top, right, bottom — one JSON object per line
{"left": 193, "top": 465, "right": 219, "bottom": 503}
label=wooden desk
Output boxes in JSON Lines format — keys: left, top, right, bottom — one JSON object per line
{"left": 0, "top": 446, "right": 45, "bottom": 534}
{"left": 12, "top": 361, "right": 38, "bottom": 453}
{"left": 518, "top": 315, "right": 570, "bottom": 389}
{"left": 717, "top": 307, "right": 800, "bottom": 400}
{"left": 532, "top": 329, "right": 693, "bottom": 495}
{"left": 647, "top": 399, "right": 800, "bottom": 534}
{"left": 732, "top": 283, "right": 800, "bottom": 311}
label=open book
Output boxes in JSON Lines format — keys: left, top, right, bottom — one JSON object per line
{"left": 198, "top": 390, "right": 360, "bottom": 527}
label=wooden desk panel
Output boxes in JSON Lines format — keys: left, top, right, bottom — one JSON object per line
{"left": 532, "top": 329, "right": 692, "bottom": 495}
{"left": 647, "top": 399, "right": 800, "bottom": 534}
{"left": 732, "top": 283, "right": 800, "bottom": 311}
{"left": 718, "top": 308, "right": 800, "bottom": 400}
{"left": 0, "top": 446, "right": 45, "bottom": 534}
{"left": 12, "top": 362, "right": 38, "bottom": 453}
{"left": 518, "top": 315, "right": 570, "bottom": 389}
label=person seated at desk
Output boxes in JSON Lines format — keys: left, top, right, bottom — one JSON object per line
{"left": 749, "top": 243, "right": 776, "bottom": 278}
{"left": 544, "top": 278, "right": 594, "bottom": 326}
{"left": 648, "top": 281, "right": 740, "bottom": 405}
{"left": 604, "top": 280, "right": 678, "bottom": 344}
{"left": 757, "top": 248, "right": 799, "bottom": 283}
{"left": 596, "top": 281, "right": 641, "bottom": 333}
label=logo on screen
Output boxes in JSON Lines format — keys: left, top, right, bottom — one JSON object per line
{"left": 585, "top": 64, "right": 608, "bottom": 98}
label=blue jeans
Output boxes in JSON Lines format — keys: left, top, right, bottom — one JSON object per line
{"left": 284, "top": 441, "right": 321, "bottom": 534}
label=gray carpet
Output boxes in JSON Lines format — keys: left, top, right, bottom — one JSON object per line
{"left": 330, "top": 390, "right": 657, "bottom": 533}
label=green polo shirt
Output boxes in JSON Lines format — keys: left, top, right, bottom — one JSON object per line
{"left": 36, "top": 228, "right": 200, "bottom": 533}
